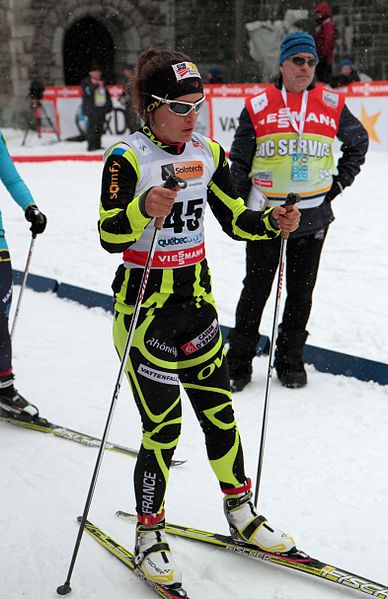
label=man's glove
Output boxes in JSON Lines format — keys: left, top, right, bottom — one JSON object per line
{"left": 24, "top": 204, "right": 47, "bottom": 235}
{"left": 325, "top": 177, "right": 345, "bottom": 202}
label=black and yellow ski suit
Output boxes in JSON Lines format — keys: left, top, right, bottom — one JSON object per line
{"left": 99, "top": 124, "right": 281, "bottom": 518}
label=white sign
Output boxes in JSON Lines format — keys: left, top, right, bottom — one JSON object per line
{"left": 42, "top": 82, "right": 388, "bottom": 154}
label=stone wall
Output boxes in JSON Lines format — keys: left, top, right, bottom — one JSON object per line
{"left": 332, "top": 0, "right": 388, "bottom": 80}
{"left": 0, "top": 2, "right": 11, "bottom": 123}
{"left": 175, "top": 0, "right": 388, "bottom": 82}
{"left": 1, "top": 0, "right": 388, "bottom": 126}
{"left": 1, "top": 0, "right": 175, "bottom": 126}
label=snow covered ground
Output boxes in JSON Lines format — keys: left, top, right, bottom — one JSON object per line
{"left": 1, "top": 128, "right": 388, "bottom": 599}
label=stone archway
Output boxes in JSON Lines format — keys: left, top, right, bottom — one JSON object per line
{"left": 63, "top": 16, "right": 115, "bottom": 84}
{"left": 28, "top": 0, "right": 174, "bottom": 88}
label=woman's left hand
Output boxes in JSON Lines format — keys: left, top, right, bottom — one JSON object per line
{"left": 271, "top": 204, "right": 300, "bottom": 234}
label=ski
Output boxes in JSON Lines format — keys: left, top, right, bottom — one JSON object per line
{"left": 79, "top": 517, "right": 190, "bottom": 598}
{"left": 116, "top": 511, "right": 388, "bottom": 598}
{"left": 0, "top": 412, "right": 186, "bottom": 466}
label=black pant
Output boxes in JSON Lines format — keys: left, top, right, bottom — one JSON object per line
{"left": 233, "top": 229, "right": 328, "bottom": 349}
{"left": 86, "top": 108, "right": 107, "bottom": 150}
{"left": 0, "top": 251, "right": 13, "bottom": 379}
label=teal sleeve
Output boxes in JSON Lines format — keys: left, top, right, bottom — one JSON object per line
{"left": 0, "top": 131, "right": 35, "bottom": 211}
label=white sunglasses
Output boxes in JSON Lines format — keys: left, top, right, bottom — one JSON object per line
{"left": 151, "top": 94, "right": 206, "bottom": 116}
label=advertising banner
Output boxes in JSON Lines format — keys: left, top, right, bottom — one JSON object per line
{"left": 42, "top": 85, "right": 127, "bottom": 140}
{"left": 42, "top": 81, "right": 388, "bottom": 153}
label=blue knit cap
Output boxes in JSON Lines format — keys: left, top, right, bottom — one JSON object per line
{"left": 280, "top": 32, "right": 318, "bottom": 65}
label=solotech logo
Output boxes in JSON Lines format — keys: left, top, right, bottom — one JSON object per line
{"left": 161, "top": 161, "right": 204, "bottom": 181}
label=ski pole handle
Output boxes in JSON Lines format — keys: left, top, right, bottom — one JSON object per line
{"left": 284, "top": 191, "right": 301, "bottom": 207}
{"left": 155, "top": 174, "right": 187, "bottom": 229}
{"left": 281, "top": 192, "right": 301, "bottom": 239}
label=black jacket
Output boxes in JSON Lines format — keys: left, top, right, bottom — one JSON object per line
{"left": 81, "top": 76, "right": 113, "bottom": 117}
{"left": 330, "top": 69, "right": 361, "bottom": 88}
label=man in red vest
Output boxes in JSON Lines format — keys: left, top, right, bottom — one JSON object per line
{"left": 227, "top": 31, "right": 368, "bottom": 392}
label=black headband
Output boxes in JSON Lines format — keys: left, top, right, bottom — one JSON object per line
{"left": 142, "top": 61, "right": 203, "bottom": 114}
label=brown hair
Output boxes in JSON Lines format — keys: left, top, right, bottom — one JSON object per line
{"left": 132, "top": 48, "right": 191, "bottom": 119}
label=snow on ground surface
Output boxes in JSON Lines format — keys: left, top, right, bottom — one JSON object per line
{"left": 1, "top": 128, "right": 387, "bottom": 598}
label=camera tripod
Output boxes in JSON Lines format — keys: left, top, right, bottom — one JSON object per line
{"left": 22, "top": 99, "right": 61, "bottom": 146}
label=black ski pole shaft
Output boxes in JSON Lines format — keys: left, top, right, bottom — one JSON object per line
{"left": 254, "top": 192, "right": 300, "bottom": 508}
{"left": 10, "top": 233, "right": 36, "bottom": 340}
{"left": 57, "top": 174, "right": 184, "bottom": 596}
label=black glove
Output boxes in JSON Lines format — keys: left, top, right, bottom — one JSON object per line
{"left": 325, "top": 177, "right": 345, "bottom": 202}
{"left": 25, "top": 204, "right": 47, "bottom": 235}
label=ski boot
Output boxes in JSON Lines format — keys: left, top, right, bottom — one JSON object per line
{"left": 0, "top": 380, "right": 39, "bottom": 421}
{"left": 135, "top": 514, "right": 185, "bottom": 595}
{"left": 224, "top": 488, "right": 295, "bottom": 554}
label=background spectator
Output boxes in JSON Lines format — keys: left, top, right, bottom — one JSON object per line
{"left": 314, "top": 2, "right": 336, "bottom": 83}
{"left": 81, "top": 63, "right": 112, "bottom": 151}
{"left": 330, "top": 58, "right": 360, "bottom": 87}
{"left": 331, "top": 58, "right": 372, "bottom": 87}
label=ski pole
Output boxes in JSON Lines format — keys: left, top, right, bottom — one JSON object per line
{"left": 10, "top": 233, "right": 36, "bottom": 340}
{"left": 253, "top": 192, "right": 300, "bottom": 508}
{"left": 57, "top": 174, "right": 186, "bottom": 596}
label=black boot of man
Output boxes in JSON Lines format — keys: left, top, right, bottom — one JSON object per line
{"left": 226, "top": 329, "right": 259, "bottom": 392}
{"left": 274, "top": 327, "right": 308, "bottom": 389}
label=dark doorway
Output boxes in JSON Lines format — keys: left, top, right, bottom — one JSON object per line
{"left": 63, "top": 17, "right": 115, "bottom": 84}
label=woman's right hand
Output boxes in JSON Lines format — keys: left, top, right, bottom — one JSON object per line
{"left": 144, "top": 186, "right": 178, "bottom": 218}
